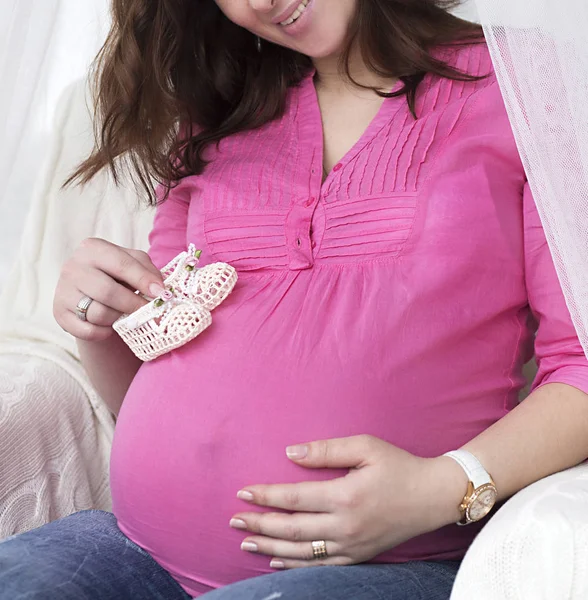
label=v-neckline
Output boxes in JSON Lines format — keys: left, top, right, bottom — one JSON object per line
{"left": 299, "top": 70, "right": 405, "bottom": 193}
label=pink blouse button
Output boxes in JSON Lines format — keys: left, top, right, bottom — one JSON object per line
{"left": 333, "top": 163, "right": 342, "bottom": 172}
{"left": 305, "top": 196, "right": 316, "bottom": 207}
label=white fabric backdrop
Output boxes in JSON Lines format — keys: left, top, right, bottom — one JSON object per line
{"left": 0, "top": 0, "right": 110, "bottom": 289}
{"left": 455, "top": 1, "right": 479, "bottom": 21}
{"left": 0, "top": 1, "right": 479, "bottom": 291}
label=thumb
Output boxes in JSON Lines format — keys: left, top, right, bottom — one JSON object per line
{"left": 126, "top": 248, "right": 164, "bottom": 281}
{"left": 286, "top": 435, "right": 378, "bottom": 469}
{"left": 125, "top": 248, "right": 166, "bottom": 299}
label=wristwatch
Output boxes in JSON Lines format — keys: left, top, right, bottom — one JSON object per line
{"left": 443, "top": 450, "right": 498, "bottom": 526}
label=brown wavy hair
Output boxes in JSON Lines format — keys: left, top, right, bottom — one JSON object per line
{"left": 64, "top": 0, "right": 486, "bottom": 205}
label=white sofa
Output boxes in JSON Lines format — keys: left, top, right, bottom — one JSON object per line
{"left": 1, "top": 77, "right": 587, "bottom": 600}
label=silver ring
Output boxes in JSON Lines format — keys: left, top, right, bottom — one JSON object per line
{"left": 75, "top": 295, "right": 94, "bottom": 322}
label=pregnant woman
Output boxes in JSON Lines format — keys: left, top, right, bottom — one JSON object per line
{"left": 2, "top": 0, "right": 588, "bottom": 598}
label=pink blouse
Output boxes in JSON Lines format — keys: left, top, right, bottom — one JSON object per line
{"left": 110, "top": 43, "right": 588, "bottom": 597}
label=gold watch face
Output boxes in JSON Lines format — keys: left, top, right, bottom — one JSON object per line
{"left": 468, "top": 486, "right": 498, "bottom": 522}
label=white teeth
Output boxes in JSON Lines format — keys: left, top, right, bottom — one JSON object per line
{"left": 280, "top": 0, "right": 309, "bottom": 26}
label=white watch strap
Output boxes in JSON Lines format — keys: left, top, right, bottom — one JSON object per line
{"left": 443, "top": 450, "right": 492, "bottom": 489}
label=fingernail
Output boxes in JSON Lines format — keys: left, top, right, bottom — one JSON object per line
{"left": 241, "top": 541, "right": 258, "bottom": 552}
{"left": 230, "top": 518, "right": 247, "bottom": 529}
{"left": 149, "top": 283, "right": 166, "bottom": 298}
{"left": 237, "top": 490, "right": 254, "bottom": 501}
{"left": 286, "top": 445, "right": 308, "bottom": 459}
{"left": 270, "top": 560, "right": 285, "bottom": 569}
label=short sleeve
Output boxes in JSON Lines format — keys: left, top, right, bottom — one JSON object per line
{"left": 148, "top": 179, "right": 191, "bottom": 269}
{"left": 524, "top": 182, "right": 588, "bottom": 395}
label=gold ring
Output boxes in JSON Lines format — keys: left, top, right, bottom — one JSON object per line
{"left": 311, "top": 540, "right": 328, "bottom": 560}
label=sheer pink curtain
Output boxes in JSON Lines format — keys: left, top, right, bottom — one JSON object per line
{"left": 474, "top": 0, "right": 588, "bottom": 357}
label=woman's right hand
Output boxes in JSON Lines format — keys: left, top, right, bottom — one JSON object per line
{"left": 54, "top": 237, "right": 167, "bottom": 342}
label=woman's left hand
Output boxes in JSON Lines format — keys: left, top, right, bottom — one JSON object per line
{"left": 230, "top": 434, "right": 465, "bottom": 569}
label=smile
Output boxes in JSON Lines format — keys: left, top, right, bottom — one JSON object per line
{"left": 280, "top": 0, "right": 310, "bottom": 26}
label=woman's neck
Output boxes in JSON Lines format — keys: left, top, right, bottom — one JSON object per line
{"left": 312, "top": 47, "right": 398, "bottom": 94}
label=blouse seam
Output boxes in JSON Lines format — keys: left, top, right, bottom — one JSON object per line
{"left": 311, "top": 256, "right": 408, "bottom": 269}
{"left": 503, "top": 309, "right": 526, "bottom": 412}
{"left": 226, "top": 257, "right": 407, "bottom": 272}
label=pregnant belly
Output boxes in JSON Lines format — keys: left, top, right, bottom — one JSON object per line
{"left": 110, "top": 309, "right": 493, "bottom": 596}
{"left": 110, "top": 324, "right": 376, "bottom": 596}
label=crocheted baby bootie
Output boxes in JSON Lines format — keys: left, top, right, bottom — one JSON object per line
{"left": 160, "top": 244, "right": 238, "bottom": 311}
{"left": 113, "top": 244, "right": 238, "bottom": 361}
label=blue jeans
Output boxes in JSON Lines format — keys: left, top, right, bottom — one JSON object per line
{"left": 0, "top": 510, "right": 460, "bottom": 599}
